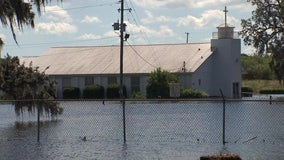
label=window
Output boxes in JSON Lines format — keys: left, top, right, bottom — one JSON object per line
{"left": 108, "top": 77, "right": 117, "bottom": 84}
{"left": 85, "top": 76, "right": 94, "bottom": 86}
{"left": 62, "top": 77, "right": 71, "bottom": 87}
{"left": 131, "top": 77, "right": 140, "bottom": 94}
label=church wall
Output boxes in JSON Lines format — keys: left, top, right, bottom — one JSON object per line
{"left": 211, "top": 38, "right": 241, "bottom": 98}
{"left": 191, "top": 54, "right": 214, "bottom": 95}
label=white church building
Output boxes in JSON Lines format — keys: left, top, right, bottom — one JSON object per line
{"left": 21, "top": 23, "right": 241, "bottom": 99}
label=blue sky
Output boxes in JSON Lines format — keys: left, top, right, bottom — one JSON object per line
{"left": 1, "top": 0, "right": 254, "bottom": 57}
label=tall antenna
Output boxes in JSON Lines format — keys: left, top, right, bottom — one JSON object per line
{"left": 185, "top": 32, "right": 190, "bottom": 43}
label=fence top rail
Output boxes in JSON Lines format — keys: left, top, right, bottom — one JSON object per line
{"left": 1, "top": 98, "right": 283, "bottom": 103}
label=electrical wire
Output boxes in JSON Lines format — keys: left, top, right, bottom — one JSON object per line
{"left": 41, "top": 2, "right": 117, "bottom": 12}
{"left": 125, "top": 41, "right": 158, "bottom": 69}
{"left": 126, "top": 0, "right": 161, "bottom": 66}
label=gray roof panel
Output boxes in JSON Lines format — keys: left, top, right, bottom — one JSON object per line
{"left": 21, "top": 43, "right": 212, "bottom": 75}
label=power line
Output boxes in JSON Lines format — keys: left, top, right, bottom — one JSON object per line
{"left": 126, "top": 0, "right": 161, "bottom": 66}
{"left": 41, "top": 2, "right": 117, "bottom": 12}
{"left": 126, "top": 41, "right": 158, "bottom": 68}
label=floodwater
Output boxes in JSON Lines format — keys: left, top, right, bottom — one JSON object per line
{"left": 0, "top": 101, "right": 283, "bottom": 160}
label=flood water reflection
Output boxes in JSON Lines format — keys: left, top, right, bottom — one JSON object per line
{"left": 0, "top": 101, "right": 283, "bottom": 160}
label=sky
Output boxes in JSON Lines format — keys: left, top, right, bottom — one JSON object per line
{"left": 0, "top": 0, "right": 255, "bottom": 57}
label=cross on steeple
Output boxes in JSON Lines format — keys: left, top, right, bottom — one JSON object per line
{"left": 224, "top": 6, "right": 228, "bottom": 27}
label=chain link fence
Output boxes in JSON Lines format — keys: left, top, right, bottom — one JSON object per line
{"left": 0, "top": 98, "right": 283, "bottom": 159}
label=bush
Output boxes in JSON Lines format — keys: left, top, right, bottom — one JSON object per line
{"left": 241, "top": 87, "right": 253, "bottom": 97}
{"left": 146, "top": 68, "right": 178, "bottom": 99}
{"left": 83, "top": 84, "right": 105, "bottom": 99}
{"left": 106, "top": 83, "right": 126, "bottom": 99}
{"left": 131, "top": 91, "right": 145, "bottom": 99}
{"left": 63, "top": 87, "right": 81, "bottom": 99}
{"left": 180, "top": 89, "right": 208, "bottom": 98}
{"left": 259, "top": 89, "right": 284, "bottom": 94}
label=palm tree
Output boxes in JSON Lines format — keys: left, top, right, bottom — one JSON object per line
{"left": 0, "top": 0, "right": 61, "bottom": 44}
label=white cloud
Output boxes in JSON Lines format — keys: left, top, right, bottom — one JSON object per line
{"left": 103, "top": 31, "right": 119, "bottom": 38}
{"left": 132, "top": 0, "right": 228, "bottom": 8}
{"left": 132, "top": 0, "right": 246, "bottom": 9}
{"left": 178, "top": 10, "right": 223, "bottom": 28}
{"left": 126, "top": 22, "right": 174, "bottom": 37}
{"left": 178, "top": 10, "right": 239, "bottom": 28}
{"left": 81, "top": 15, "right": 101, "bottom": 23}
{"left": 44, "top": 6, "right": 72, "bottom": 23}
{"left": 76, "top": 33, "right": 101, "bottom": 40}
{"left": 35, "top": 22, "right": 77, "bottom": 35}
{"left": 141, "top": 10, "right": 175, "bottom": 24}
{"left": 132, "top": 0, "right": 187, "bottom": 9}
{"left": 35, "top": 5, "right": 77, "bottom": 35}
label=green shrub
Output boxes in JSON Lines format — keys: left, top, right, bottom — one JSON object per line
{"left": 180, "top": 89, "right": 208, "bottom": 98}
{"left": 63, "top": 87, "right": 81, "bottom": 99}
{"left": 241, "top": 87, "right": 253, "bottom": 97}
{"left": 259, "top": 89, "right": 284, "bottom": 94}
{"left": 146, "top": 68, "right": 178, "bottom": 99}
{"left": 83, "top": 84, "right": 105, "bottom": 99}
{"left": 106, "top": 83, "right": 126, "bottom": 99}
{"left": 131, "top": 91, "right": 145, "bottom": 99}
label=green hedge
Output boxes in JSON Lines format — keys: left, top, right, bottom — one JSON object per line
{"left": 83, "top": 84, "right": 105, "bottom": 99}
{"left": 63, "top": 87, "right": 81, "bottom": 99}
{"left": 180, "top": 89, "right": 208, "bottom": 98}
{"left": 259, "top": 89, "right": 284, "bottom": 94}
{"left": 106, "top": 83, "right": 126, "bottom": 99}
{"left": 241, "top": 87, "right": 253, "bottom": 97}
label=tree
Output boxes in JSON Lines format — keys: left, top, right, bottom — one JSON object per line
{"left": 240, "top": 0, "right": 284, "bottom": 84}
{"left": 146, "top": 68, "right": 178, "bottom": 98}
{"left": 0, "top": 54, "right": 62, "bottom": 117}
{"left": 0, "top": 0, "right": 60, "bottom": 44}
{"left": 241, "top": 54, "right": 274, "bottom": 80}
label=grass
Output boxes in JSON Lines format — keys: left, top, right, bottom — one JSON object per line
{"left": 242, "top": 80, "right": 284, "bottom": 94}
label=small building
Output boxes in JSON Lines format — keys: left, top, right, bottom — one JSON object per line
{"left": 21, "top": 24, "right": 241, "bottom": 99}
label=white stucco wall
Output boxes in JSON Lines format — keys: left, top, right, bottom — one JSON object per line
{"left": 211, "top": 38, "right": 241, "bottom": 98}
{"left": 191, "top": 54, "right": 213, "bottom": 95}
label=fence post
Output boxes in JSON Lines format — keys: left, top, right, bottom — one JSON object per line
{"left": 122, "top": 100, "right": 126, "bottom": 143}
{"left": 37, "top": 102, "right": 40, "bottom": 142}
{"left": 219, "top": 89, "right": 226, "bottom": 145}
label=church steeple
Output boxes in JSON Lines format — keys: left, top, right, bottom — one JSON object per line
{"left": 217, "top": 6, "right": 235, "bottom": 39}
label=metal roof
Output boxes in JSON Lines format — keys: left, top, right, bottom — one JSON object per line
{"left": 20, "top": 43, "right": 212, "bottom": 75}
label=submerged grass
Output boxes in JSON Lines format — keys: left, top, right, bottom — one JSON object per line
{"left": 242, "top": 80, "right": 284, "bottom": 94}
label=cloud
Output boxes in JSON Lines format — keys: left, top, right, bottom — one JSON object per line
{"left": 178, "top": 10, "right": 225, "bottom": 28}
{"left": 141, "top": 10, "right": 175, "bottom": 24}
{"left": 140, "top": 9, "right": 239, "bottom": 29}
{"left": 134, "top": 0, "right": 227, "bottom": 8}
{"left": 126, "top": 21, "right": 175, "bottom": 37}
{"left": 35, "top": 22, "right": 77, "bottom": 35}
{"left": 80, "top": 15, "right": 101, "bottom": 23}
{"left": 35, "top": 5, "right": 77, "bottom": 35}
{"left": 132, "top": 0, "right": 244, "bottom": 9}
{"left": 76, "top": 33, "right": 101, "bottom": 40}
{"left": 44, "top": 6, "right": 72, "bottom": 23}
{"left": 132, "top": 0, "right": 188, "bottom": 9}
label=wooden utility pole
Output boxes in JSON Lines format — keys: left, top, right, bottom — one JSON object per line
{"left": 119, "top": 0, "right": 124, "bottom": 99}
